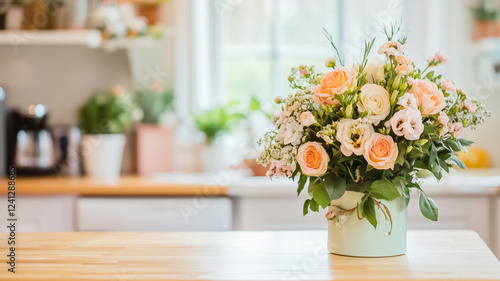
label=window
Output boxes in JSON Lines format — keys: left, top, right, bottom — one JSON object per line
{"left": 218, "top": 0, "right": 341, "bottom": 104}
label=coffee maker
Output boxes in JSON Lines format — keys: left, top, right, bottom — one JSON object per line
{"left": 7, "top": 104, "right": 59, "bottom": 175}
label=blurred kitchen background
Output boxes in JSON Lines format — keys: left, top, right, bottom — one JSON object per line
{"left": 1, "top": 0, "right": 500, "bottom": 257}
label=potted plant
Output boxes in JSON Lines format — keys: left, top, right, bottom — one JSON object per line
{"left": 78, "top": 87, "right": 135, "bottom": 179}
{"left": 193, "top": 104, "right": 244, "bottom": 172}
{"left": 134, "top": 0, "right": 170, "bottom": 25}
{"left": 134, "top": 84, "right": 175, "bottom": 176}
{"left": 472, "top": 0, "right": 500, "bottom": 40}
{"left": 258, "top": 25, "right": 491, "bottom": 257}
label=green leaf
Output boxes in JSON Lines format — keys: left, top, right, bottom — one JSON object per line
{"left": 458, "top": 138, "right": 474, "bottom": 147}
{"left": 323, "top": 173, "right": 347, "bottom": 200}
{"left": 392, "top": 177, "right": 407, "bottom": 197}
{"left": 432, "top": 165, "right": 443, "bottom": 180}
{"left": 396, "top": 142, "right": 406, "bottom": 166}
{"left": 444, "top": 139, "right": 461, "bottom": 152}
{"left": 426, "top": 71, "right": 435, "bottom": 78}
{"left": 429, "top": 143, "right": 437, "bottom": 167}
{"left": 297, "top": 174, "right": 307, "bottom": 196}
{"left": 419, "top": 192, "right": 438, "bottom": 221}
{"left": 309, "top": 199, "right": 319, "bottom": 212}
{"left": 416, "top": 169, "right": 434, "bottom": 178}
{"left": 360, "top": 195, "right": 377, "bottom": 228}
{"left": 438, "top": 158, "right": 449, "bottom": 173}
{"left": 369, "top": 177, "right": 400, "bottom": 201}
{"left": 307, "top": 177, "right": 317, "bottom": 196}
{"left": 312, "top": 181, "right": 330, "bottom": 209}
{"left": 303, "top": 199, "right": 310, "bottom": 216}
{"left": 448, "top": 155, "right": 466, "bottom": 169}
{"left": 346, "top": 180, "right": 372, "bottom": 193}
{"left": 249, "top": 97, "right": 261, "bottom": 111}
{"left": 291, "top": 166, "right": 301, "bottom": 180}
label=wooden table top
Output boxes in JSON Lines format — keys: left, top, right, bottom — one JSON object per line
{"left": 0, "top": 230, "right": 499, "bottom": 280}
{"left": 0, "top": 175, "right": 226, "bottom": 196}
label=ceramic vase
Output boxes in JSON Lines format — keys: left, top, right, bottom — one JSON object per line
{"left": 328, "top": 191, "right": 407, "bottom": 257}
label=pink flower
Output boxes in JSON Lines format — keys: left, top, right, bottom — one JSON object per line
{"left": 300, "top": 111, "right": 317, "bottom": 127}
{"left": 299, "top": 68, "right": 310, "bottom": 77}
{"left": 397, "top": 93, "right": 418, "bottom": 110}
{"left": 395, "top": 64, "right": 413, "bottom": 76}
{"left": 450, "top": 122, "right": 464, "bottom": 138}
{"left": 440, "top": 79, "right": 456, "bottom": 91}
{"left": 274, "top": 96, "right": 282, "bottom": 103}
{"left": 464, "top": 100, "right": 477, "bottom": 113}
{"left": 438, "top": 112, "right": 449, "bottom": 125}
{"left": 278, "top": 106, "right": 295, "bottom": 119}
{"left": 377, "top": 41, "right": 407, "bottom": 57}
{"left": 407, "top": 77, "right": 415, "bottom": 86}
{"left": 325, "top": 57, "right": 336, "bottom": 68}
{"left": 266, "top": 162, "right": 294, "bottom": 177}
{"left": 408, "top": 79, "right": 447, "bottom": 116}
{"left": 396, "top": 55, "right": 413, "bottom": 65}
{"left": 363, "top": 133, "right": 399, "bottom": 170}
{"left": 297, "top": 142, "right": 329, "bottom": 177}
{"left": 389, "top": 109, "right": 424, "bottom": 140}
{"left": 427, "top": 50, "right": 449, "bottom": 65}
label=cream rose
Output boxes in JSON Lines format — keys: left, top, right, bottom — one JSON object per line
{"left": 300, "top": 111, "right": 316, "bottom": 127}
{"left": 363, "top": 58, "right": 385, "bottom": 84}
{"left": 320, "top": 67, "right": 357, "bottom": 95}
{"left": 336, "top": 118, "right": 374, "bottom": 156}
{"left": 357, "top": 84, "right": 391, "bottom": 125}
{"left": 363, "top": 133, "right": 398, "bottom": 170}
{"left": 296, "top": 142, "right": 329, "bottom": 177}
{"left": 408, "top": 79, "right": 446, "bottom": 116}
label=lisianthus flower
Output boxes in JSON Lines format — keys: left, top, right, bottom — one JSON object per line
{"left": 377, "top": 41, "right": 407, "bottom": 57}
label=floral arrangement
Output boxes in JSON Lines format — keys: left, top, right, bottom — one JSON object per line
{"left": 258, "top": 27, "right": 490, "bottom": 229}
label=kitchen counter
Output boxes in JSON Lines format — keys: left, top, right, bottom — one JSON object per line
{"left": 0, "top": 175, "right": 226, "bottom": 196}
{"left": 2, "top": 168, "right": 500, "bottom": 197}
{"left": 0, "top": 230, "right": 499, "bottom": 280}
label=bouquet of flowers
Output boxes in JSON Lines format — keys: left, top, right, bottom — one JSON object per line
{"left": 258, "top": 27, "right": 490, "bottom": 229}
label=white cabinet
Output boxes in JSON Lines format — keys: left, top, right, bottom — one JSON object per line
{"left": 232, "top": 195, "right": 326, "bottom": 230}
{"left": 0, "top": 195, "right": 76, "bottom": 232}
{"left": 77, "top": 197, "right": 232, "bottom": 231}
{"left": 407, "top": 194, "right": 492, "bottom": 250}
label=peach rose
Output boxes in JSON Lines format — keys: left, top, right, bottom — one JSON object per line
{"left": 297, "top": 142, "right": 329, "bottom": 177}
{"left": 363, "top": 133, "right": 398, "bottom": 170}
{"left": 300, "top": 111, "right": 316, "bottom": 127}
{"left": 320, "top": 67, "right": 357, "bottom": 95}
{"left": 395, "top": 64, "right": 413, "bottom": 76}
{"left": 312, "top": 84, "right": 340, "bottom": 107}
{"left": 396, "top": 55, "right": 413, "bottom": 65}
{"left": 408, "top": 79, "right": 446, "bottom": 117}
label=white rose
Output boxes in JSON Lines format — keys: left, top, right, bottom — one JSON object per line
{"left": 363, "top": 58, "right": 385, "bottom": 84}
{"left": 276, "top": 120, "right": 303, "bottom": 146}
{"left": 299, "top": 111, "right": 316, "bottom": 127}
{"left": 336, "top": 118, "right": 374, "bottom": 156}
{"left": 357, "top": 84, "right": 391, "bottom": 125}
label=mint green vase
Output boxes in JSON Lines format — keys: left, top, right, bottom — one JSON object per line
{"left": 327, "top": 191, "right": 407, "bottom": 257}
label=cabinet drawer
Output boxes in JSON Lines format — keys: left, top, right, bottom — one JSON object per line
{"left": 0, "top": 195, "right": 75, "bottom": 232}
{"left": 77, "top": 197, "right": 232, "bottom": 231}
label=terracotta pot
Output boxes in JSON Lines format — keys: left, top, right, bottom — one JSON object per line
{"left": 135, "top": 124, "right": 175, "bottom": 176}
{"left": 138, "top": 4, "right": 161, "bottom": 25}
{"left": 243, "top": 158, "right": 268, "bottom": 176}
{"left": 474, "top": 20, "right": 500, "bottom": 41}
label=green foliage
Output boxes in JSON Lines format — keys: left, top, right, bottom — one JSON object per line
{"left": 135, "top": 88, "right": 174, "bottom": 124}
{"left": 472, "top": 1, "right": 498, "bottom": 21}
{"left": 78, "top": 91, "right": 135, "bottom": 134}
{"left": 368, "top": 177, "right": 400, "bottom": 201}
{"left": 192, "top": 104, "right": 245, "bottom": 144}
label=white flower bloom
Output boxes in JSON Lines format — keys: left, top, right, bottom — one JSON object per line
{"left": 336, "top": 118, "right": 374, "bottom": 156}
{"left": 398, "top": 93, "right": 418, "bottom": 111}
{"left": 277, "top": 120, "right": 303, "bottom": 146}
{"left": 357, "top": 84, "right": 391, "bottom": 125}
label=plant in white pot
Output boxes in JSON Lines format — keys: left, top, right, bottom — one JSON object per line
{"left": 78, "top": 87, "right": 135, "bottom": 179}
